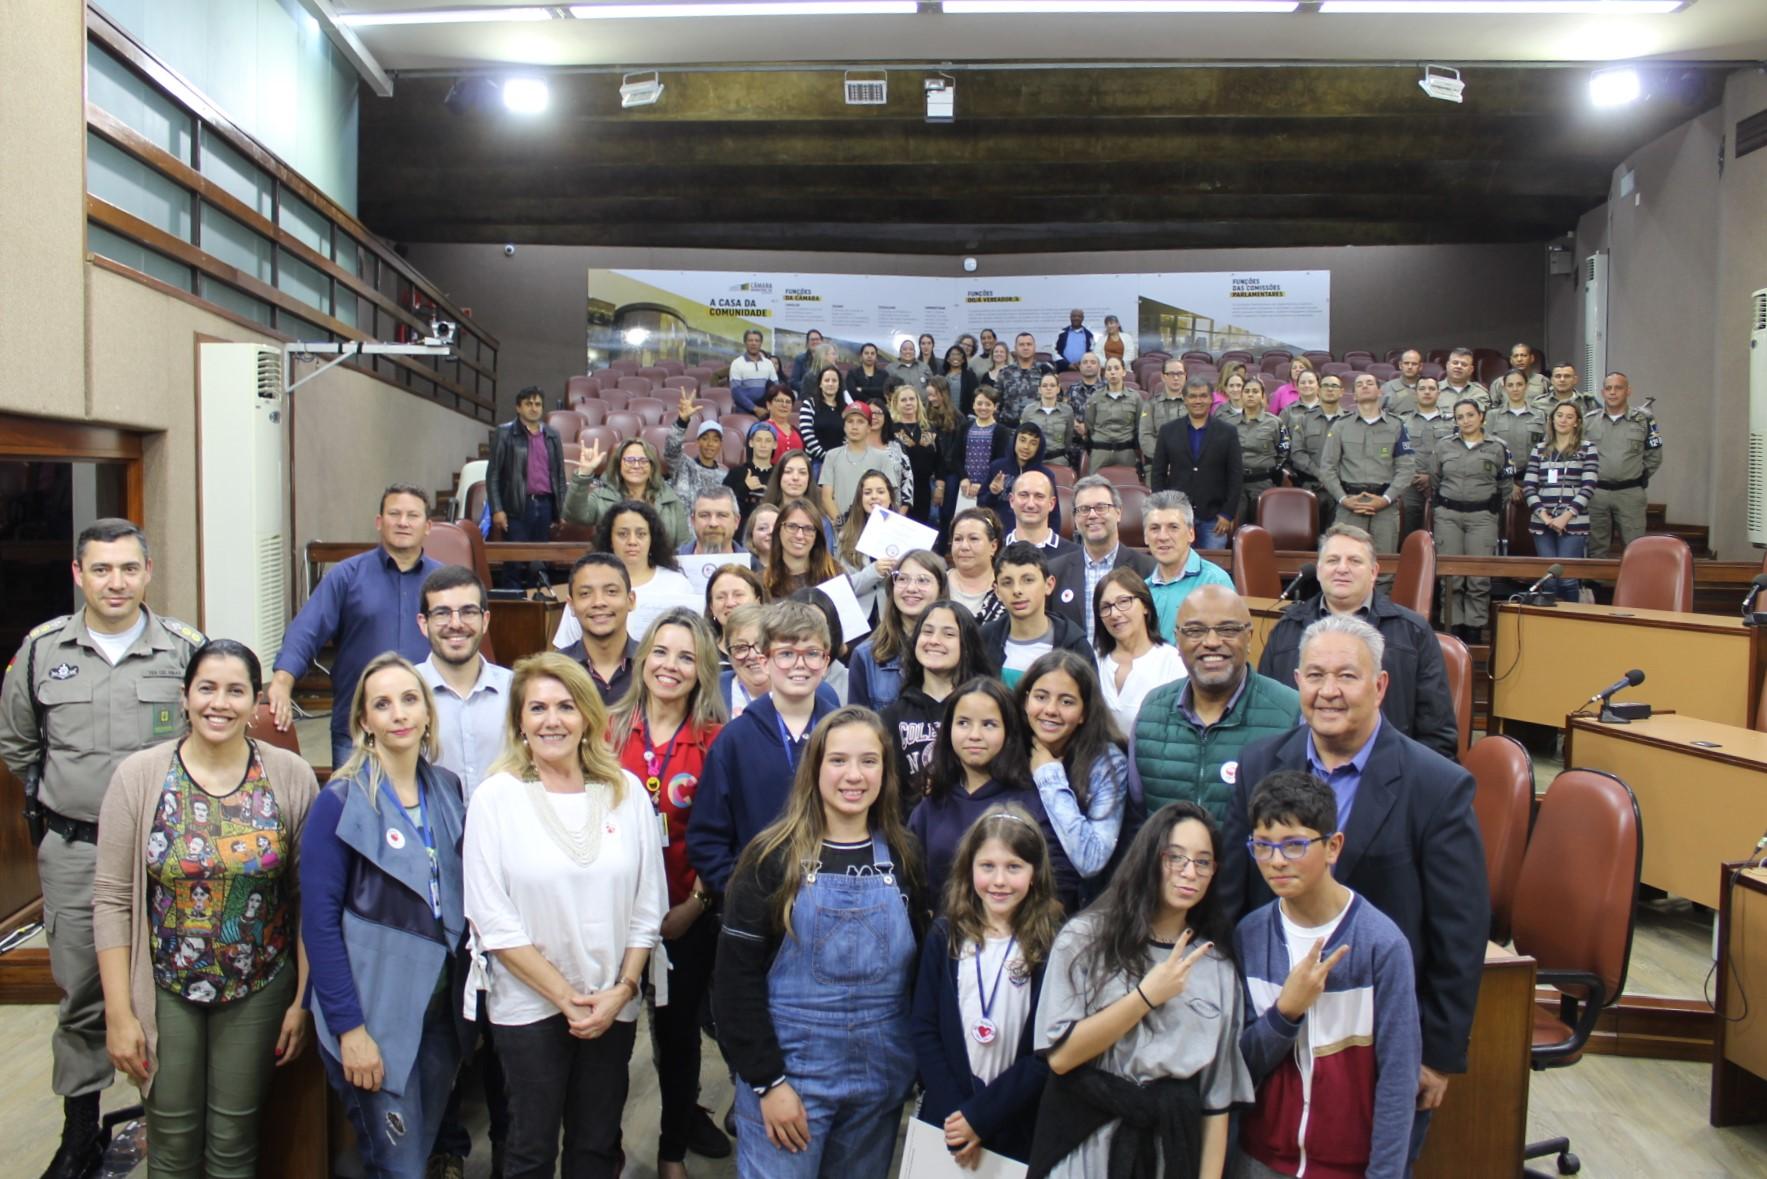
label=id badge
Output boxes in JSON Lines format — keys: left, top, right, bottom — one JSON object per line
{"left": 1547, "top": 468, "right": 1559, "bottom": 485}
{"left": 658, "top": 810, "right": 671, "bottom": 847}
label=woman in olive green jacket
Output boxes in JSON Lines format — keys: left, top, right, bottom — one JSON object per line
{"left": 562, "top": 435, "right": 690, "bottom": 550}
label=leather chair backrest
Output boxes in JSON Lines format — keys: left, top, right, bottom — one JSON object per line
{"left": 1463, "top": 734, "right": 1532, "bottom": 942}
{"left": 1257, "top": 486, "right": 1319, "bottom": 551}
{"left": 1435, "top": 632, "right": 1473, "bottom": 759}
{"left": 1232, "top": 524, "right": 1280, "bottom": 598}
{"left": 571, "top": 400, "right": 608, "bottom": 426}
{"left": 545, "top": 410, "right": 586, "bottom": 443}
{"left": 1612, "top": 535, "right": 1693, "bottom": 613}
{"left": 1117, "top": 484, "right": 1150, "bottom": 549}
{"left": 462, "top": 481, "right": 488, "bottom": 535}
{"left": 1093, "top": 465, "right": 1141, "bottom": 488}
{"left": 1511, "top": 769, "right": 1640, "bottom": 1003}
{"left": 247, "top": 701, "right": 302, "bottom": 755}
{"left": 1392, "top": 528, "right": 1437, "bottom": 619}
{"left": 566, "top": 375, "right": 599, "bottom": 401}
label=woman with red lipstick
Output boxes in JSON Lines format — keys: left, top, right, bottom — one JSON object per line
{"left": 608, "top": 609, "right": 731, "bottom": 1176}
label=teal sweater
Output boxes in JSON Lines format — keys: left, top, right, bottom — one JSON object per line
{"left": 1128, "top": 672, "right": 1300, "bottom": 824}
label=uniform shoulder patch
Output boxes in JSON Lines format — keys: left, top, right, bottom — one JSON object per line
{"left": 6, "top": 616, "right": 70, "bottom": 673}
{"left": 158, "top": 617, "right": 207, "bottom": 648}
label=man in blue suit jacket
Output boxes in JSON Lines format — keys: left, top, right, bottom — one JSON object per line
{"left": 1219, "top": 613, "right": 1488, "bottom": 1158}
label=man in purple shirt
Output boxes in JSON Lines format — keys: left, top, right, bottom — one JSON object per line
{"left": 268, "top": 484, "right": 441, "bottom": 767}
{"left": 485, "top": 385, "right": 566, "bottom": 587}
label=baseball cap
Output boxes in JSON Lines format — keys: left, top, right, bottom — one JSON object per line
{"left": 695, "top": 421, "right": 724, "bottom": 438}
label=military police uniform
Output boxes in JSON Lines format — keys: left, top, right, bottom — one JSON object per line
{"left": 1429, "top": 435, "right": 1516, "bottom": 631}
{"left": 1530, "top": 389, "right": 1601, "bottom": 418}
{"left": 0, "top": 608, "right": 203, "bottom": 1099}
{"left": 1583, "top": 406, "right": 1664, "bottom": 558}
{"left": 1486, "top": 404, "right": 1546, "bottom": 484}
{"left": 1381, "top": 377, "right": 1421, "bottom": 417}
{"left": 1320, "top": 412, "right": 1417, "bottom": 557}
{"left": 1235, "top": 412, "right": 1290, "bottom": 524}
{"left": 1439, "top": 382, "right": 1490, "bottom": 412}
{"left": 1291, "top": 408, "right": 1351, "bottom": 531}
{"left": 1399, "top": 410, "right": 1455, "bottom": 541}
{"left": 1085, "top": 388, "right": 1142, "bottom": 471}
{"left": 1137, "top": 394, "right": 1189, "bottom": 469}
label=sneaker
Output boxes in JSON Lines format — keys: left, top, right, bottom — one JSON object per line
{"left": 425, "top": 1154, "right": 466, "bottom": 1179}
{"left": 686, "top": 1104, "right": 732, "bottom": 1159}
{"left": 39, "top": 1096, "right": 103, "bottom": 1179}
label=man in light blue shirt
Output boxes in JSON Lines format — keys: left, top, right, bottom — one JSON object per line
{"left": 1143, "top": 490, "right": 1234, "bottom": 643}
{"left": 414, "top": 565, "right": 511, "bottom": 801}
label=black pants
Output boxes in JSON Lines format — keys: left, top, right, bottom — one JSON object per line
{"left": 651, "top": 909, "right": 718, "bottom": 1162}
{"left": 493, "top": 1014, "right": 637, "bottom": 1179}
{"left": 433, "top": 992, "right": 509, "bottom": 1159}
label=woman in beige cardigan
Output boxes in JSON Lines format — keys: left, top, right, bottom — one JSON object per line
{"left": 94, "top": 639, "right": 318, "bottom": 1179}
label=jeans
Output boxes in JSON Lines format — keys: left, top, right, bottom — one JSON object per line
{"left": 321, "top": 990, "right": 461, "bottom": 1179}
{"left": 144, "top": 963, "right": 295, "bottom": 1178}
{"left": 1530, "top": 529, "right": 1587, "bottom": 601}
{"left": 493, "top": 1015, "right": 638, "bottom": 1179}
{"left": 1195, "top": 524, "right": 1231, "bottom": 551}
{"left": 501, "top": 492, "right": 556, "bottom": 588}
{"left": 652, "top": 909, "right": 718, "bottom": 1162}
{"left": 433, "top": 992, "right": 508, "bottom": 1160}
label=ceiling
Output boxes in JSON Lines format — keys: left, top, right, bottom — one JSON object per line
{"left": 343, "top": 2, "right": 1763, "bottom": 253}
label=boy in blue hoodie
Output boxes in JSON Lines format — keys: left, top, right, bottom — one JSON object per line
{"left": 1235, "top": 770, "right": 1420, "bottom": 1179}
{"left": 686, "top": 600, "right": 837, "bottom": 893}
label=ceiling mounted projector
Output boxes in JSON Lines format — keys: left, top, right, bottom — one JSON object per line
{"left": 1419, "top": 64, "right": 1465, "bottom": 104}
{"left": 620, "top": 71, "right": 664, "bottom": 108}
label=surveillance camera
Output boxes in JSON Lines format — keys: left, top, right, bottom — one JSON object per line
{"left": 963, "top": 256, "right": 978, "bottom": 273}
{"left": 503, "top": 244, "right": 516, "bottom": 257}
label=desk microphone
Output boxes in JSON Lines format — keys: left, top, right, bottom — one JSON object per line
{"left": 1523, "top": 564, "right": 1564, "bottom": 595}
{"left": 1590, "top": 668, "right": 1649, "bottom": 724}
{"left": 1513, "top": 563, "right": 1564, "bottom": 606}
{"left": 1742, "top": 573, "right": 1767, "bottom": 626}
{"left": 1276, "top": 562, "right": 1317, "bottom": 604}
{"left": 1588, "top": 668, "right": 1645, "bottom": 705}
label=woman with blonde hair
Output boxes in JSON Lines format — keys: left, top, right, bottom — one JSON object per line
{"left": 302, "top": 652, "right": 468, "bottom": 1179}
{"left": 563, "top": 435, "right": 690, "bottom": 550}
{"left": 464, "top": 652, "right": 666, "bottom": 1179}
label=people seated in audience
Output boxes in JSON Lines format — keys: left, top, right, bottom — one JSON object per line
{"left": 1143, "top": 491, "right": 1235, "bottom": 643}
{"left": 818, "top": 402, "right": 907, "bottom": 521}
{"left": 1235, "top": 377, "right": 1289, "bottom": 525}
{"left": 883, "top": 382, "right": 943, "bottom": 525}
{"left": 946, "top": 384, "right": 1010, "bottom": 520}
{"left": 764, "top": 497, "right": 841, "bottom": 601}
{"left": 1224, "top": 615, "right": 1489, "bottom": 1158}
{"left": 712, "top": 707, "right": 925, "bottom": 1179}
{"left": 849, "top": 549, "right": 947, "bottom": 710}
{"left": 1129, "top": 586, "right": 1300, "bottom": 826}
{"left": 982, "top": 425, "right": 1063, "bottom": 541}
{"left": 1440, "top": 347, "right": 1488, "bottom": 409}
{"left": 1139, "top": 357, "right": 1190, "bottom": 472}
{"left": 729, "top": 329, "right": 782, "bottom": 414}
{"left": 1235, "top": 770, "right": 1419, "bottom": 1179}
{"left": 910, "top": 806, "right": 1059, "bottom": 1165}
{"left": 1258, "top": 525, "right": 1458, "bottom": 759}
{"left": 688, "top": 600, "right": 839, "bottom": 894}
{"left": 982, "top": 542, "right": 1093, "bottom": 687}
{"left": 1524, "top": 401, "right": 1601, "bottom": 602}
{"left": 1054, "top": 308, "right": 1094, "bottom": 373}
{"left": 996, "top": 333, "right": 1054, "bottom": 425}
{"left": 843, "top": 341, "right": 891, "bottom": 404}
{"left": 1048, "top": 475, "right": 1154, "bottom": 635}
{"left": 663, "top": 391, "right": 729, "bottom": 507}
{"left": 945, "top": 507, "right": 1006, "bottom": 624}
{"left": 833, "top": 470, "right": 902, "bottom": 621}
{"left": 1321, "top": 374, "right": 1415, "bottom": 560}
{"left": 1382, "top": 349, "right": 1424, "bottom": 415}
{"left": 880, "top": 600, "right": 990, "bottom": 804}
{"left": 1031, "top": 801, "right": 1252, "bottom": 1179}
{"left": 1092, "top": 568, "right": 1186, "bottom": 738}
{"left": 1026, "top": 372, "right": 1079, "bottom": 468}
{"left": 557, "top": 553, "right": 638, "bottom": 703}
{"left": 798, "top": 365, "right": 851, "bottom": 463}
{"left": 463, "top": 652, "right": 666, "bottom": 1179}
{"left": 1151, "top": 377, "right": 1243, "bottom": 552}
{"left": 725, "top": 422, "right": 779, "bottom": 525}
{"left": 1431, "top": 399, "right": 1515, "bottom": 644}
{"left": 889, "top": 336, "right": 931, "bottom": 390}
{"left": 1085, "top": 355, "right": 1142, "bottom": 471}
{"left": 1019, "top": 650, "right": 1129, "bottom": 906}
{"left": 606, "top": 611, "right": 732, "bottom": 1177}
{"left": 302, "top": 653, "right": 468, "bottom": 1179}
{"left": 94, "top": 639, "right": 318, "bottom": 1179}
{"left": 485, "top": 385, "right": 565, "bottom": 587}
{"left": 270, "top": 484, "right": 439, "bottom": 767}
{"left": 563, "top": 436, "right": 690, "bottom": 552}
{"left": 1583, "top": 371, "right": 1664, "bottom": 560}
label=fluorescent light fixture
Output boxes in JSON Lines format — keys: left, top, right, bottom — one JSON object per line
{"left": 501, "top": 77, "right": 550, "bottom": 114}
{"left": 339, "top": 7, "right": 554, "bottom": 27}
{"left": 944, "top": 1, "right": 1298, "bottom": 11}
{"left": 1418, "top": 63, "right": 1465, "bottom": 102}
{"left": 1320, "top": 2, "right": 1683, "bottom": 13}
{"left": 1590, "top": 66, "right": 1643, "bottom": 106}
{"left": 569, "top": 2, "right": 918, "bottom": 17}
{"left": 620, "top": 71, "right": 665, "bottom": 108}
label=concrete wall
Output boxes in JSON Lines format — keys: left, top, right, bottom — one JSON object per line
{"left": 406, "top": 240, "right": 1554, "bottom": 421}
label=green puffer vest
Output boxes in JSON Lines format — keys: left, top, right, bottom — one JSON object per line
{"left": 1133, "top": 672, "right": 1302, "bottom": 824}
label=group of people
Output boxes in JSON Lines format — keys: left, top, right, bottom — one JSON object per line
{"left": 7, "top": 481, "right": 1491, "bottom": 1179}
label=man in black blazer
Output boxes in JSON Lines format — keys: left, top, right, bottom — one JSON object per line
{"left": 1150, "top": 376, "right": 1242, "bottom": 551}
{"left": 1219, "top": 613, "right": 1489, "bottom": 1158}
{"left": 1047, "top": 474, "right": 1155, "bottom": 636}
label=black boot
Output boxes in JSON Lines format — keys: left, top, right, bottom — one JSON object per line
{"left": 39, "top": 1094, "right": 103, "bottom": 1179}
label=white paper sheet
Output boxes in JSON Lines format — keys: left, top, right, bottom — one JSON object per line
{"left": 815, "top": 573, "right": 874, "bottom": 643}
{"left": 897, "top": 1117, "right": 1028, "bottom": 1179}
{"left": 856, "top": 506, "right": 940, "bottom": 563}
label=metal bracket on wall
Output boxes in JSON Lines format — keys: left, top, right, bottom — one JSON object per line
{"left": 283, "top": 340, "right": 453, "bottom": 396}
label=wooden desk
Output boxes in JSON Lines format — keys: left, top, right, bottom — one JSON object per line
{"left": 1564, "top": 715, "right": 1767, "bottom": 908}
{"left": 1713, "top": 864, "right": 1767, "bottom": 1126}
{"left": 486, "top": 596, "right": 565, "bottom": 668}
{"left": 1491, "top": 602, "right": 1763, "bottom": 730}
{"left": 1416, "top": 943, "right": 1536, "bottom": 1178}
{"left": 1244, "top": 595, "right": 1287, "bottom": 666}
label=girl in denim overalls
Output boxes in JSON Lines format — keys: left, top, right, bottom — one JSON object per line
{"left": 712, "top": 706, "right": 927, "bottom": 1179}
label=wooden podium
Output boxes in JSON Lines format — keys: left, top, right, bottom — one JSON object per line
{"left": 1713, "top": 864, "right": 1767, "bottom": 1127}
{"left": 1415, "top": 944, "right": 1536, "bottom": 1178}
{"left": 486, "top": 595, "right": 565, "bottom": 668}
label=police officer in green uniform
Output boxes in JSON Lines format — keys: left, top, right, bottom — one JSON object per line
{"left": 0, "top": 520, "right": 203, "bottom": 1179}
{"left": 1430, "top": 400, "right": 1517, "bottom": 642}
{"left": 1486, "top": 369, "right": 1546, "bottom": 507}
{"left": 1320, "top": 373, "right": 1416, "bottom": 561}
{"left": 1289, "top": 373, "right": 1351, "bottom": 532}
{"left": 1583, "top": 371, "right": 1664, "bottom": 560}
{"left": 1235, "top": 376, "right": 1290, "bottom": 525}
{"left": 1531, "top": 361, "right": 1602, "bottom": 418}
{"left": 1137, "top": 358, "right": 1190, "bottom": 474}
{"left": 1400, "top": 375, "right": 1455, "bottom": 543}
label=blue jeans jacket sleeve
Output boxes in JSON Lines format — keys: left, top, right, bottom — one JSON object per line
{"left": 1031, "top": 747, "right": 1127, "bottom": 878}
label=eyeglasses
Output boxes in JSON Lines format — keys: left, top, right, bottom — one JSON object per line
{"left": 426, "top": 606, "right": 484, "bottom": 624}
{"left": 770, "top": 647, "right": 829, "bottom": 669}
{"left": 1098, "top": 597, "right": 1139, "bottom": 618}
{"left": 1176, "top": 622, "right": 1253, "bottom": 641}
{"left": 1248, "top": 836, "right": 1326, "bottom": 863}
{"left": 780, "top": 521, "right": 819, "bottom": 537}
{"left": 1160, "top": 851, "right": 1216, "bottom": 875}
{"left": 728, "top": 642, "right": 762, "bottom": 662}
{"left": 892, "top": 573, "right": 939, "bottom": 589}
{"left": 621, "top": 455, "right": 652, "bottom": 467}
{"left": 1075, "top": 503, "right": 1117, "bottom": 517}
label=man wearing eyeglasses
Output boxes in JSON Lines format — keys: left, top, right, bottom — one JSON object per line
{"left": 1222, "top": 614, "right": 1488, "bottom": 1163}
{"left": 1127, "top": 585, "right": 1300, "bottom": 828}
{"left": 1047, "top": 475, "right": 1153, "bottom": 636}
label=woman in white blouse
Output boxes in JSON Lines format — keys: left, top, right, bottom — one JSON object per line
{"left": 464, "top": 651, "right": 666, "bottom": 1179}
{"left": 1092, "top": 568, "right": 1186, "bottom": 737}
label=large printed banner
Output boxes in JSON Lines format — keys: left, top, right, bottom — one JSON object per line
{"left": 587, "top": 268, "right": 1329, "bottom": 369}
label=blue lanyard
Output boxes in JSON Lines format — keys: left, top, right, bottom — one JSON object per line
{"left": 975, "top": 935, "right": 1017, "bottom": 1025}
{"left": 774, "top": 710, "right": 806, "bottom": 777}
{"left": 382, "top": 775, "right": 442, "bottom": 921}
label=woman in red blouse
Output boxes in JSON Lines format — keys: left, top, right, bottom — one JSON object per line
{"left": 606, "top": 607, "right": 730, "bottom": 1176}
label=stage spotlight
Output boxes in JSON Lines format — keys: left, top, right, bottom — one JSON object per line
{"left": 1590, "top": 67, "right": 1642, "bottom": 108}
{"left": 620, "top": 71, "right": 664, "bottom": 108}
{"left": 1418, "top": 64, "right": 1465, "bottom": 103}
{"left": 502, "top": 77, "right": 550, "bottom": 114}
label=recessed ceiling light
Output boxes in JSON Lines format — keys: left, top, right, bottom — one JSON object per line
{"left": 1590, "top": 66, "right": 1643, "bottom": 106}
{"left": 502, "top": 77, "right": 551, "bottom": 114}
{"left": 1319, "top": 2, "right": 1684, "bottom": 13}
{"left": 339, "top": 7, "right": 555, "bottom": 27}
{"left": 944, "top": 1, "right": 1298, "bottom": 11}
{"left": 569, "top": 1, "right": 919, "bottom": 17}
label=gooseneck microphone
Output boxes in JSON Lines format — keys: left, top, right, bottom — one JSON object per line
{"left": 1276, "top": 562, "right": 1317, "bottom": 604}
{"left": 1523, "top": 564, "right": 1564, "bottom": 596}
{"left": 1588, "top": 668, "right": 1645, "bottom": 705}
{"left": 1741, "top": 573, "right": 1767, "bottom": 622}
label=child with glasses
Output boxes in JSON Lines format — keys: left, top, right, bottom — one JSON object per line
{"left": 1233, "top": 770, "right": 1419, "bottom": 1179}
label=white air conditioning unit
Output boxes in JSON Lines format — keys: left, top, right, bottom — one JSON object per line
{"left": 198, "top": 343, "right": 290, "bottom": 669}
{"left": 844, "top": 70, "right": 887, "bottom": 105}
{"left": 1583, "top": 252, "right": 1609, "bottom": 390}
{"left": 1748, "top": 288, "right": 1767, "bottom": 545}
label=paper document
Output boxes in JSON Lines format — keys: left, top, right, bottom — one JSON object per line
{"left": 856, "top": 507, "right": 939, "bottom": 563}
{"left": 898, "top": 1117, "right": 1027, "bottom": 1179}
{"left": 815, "top": 574, "right": 874, "bottom": 643}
